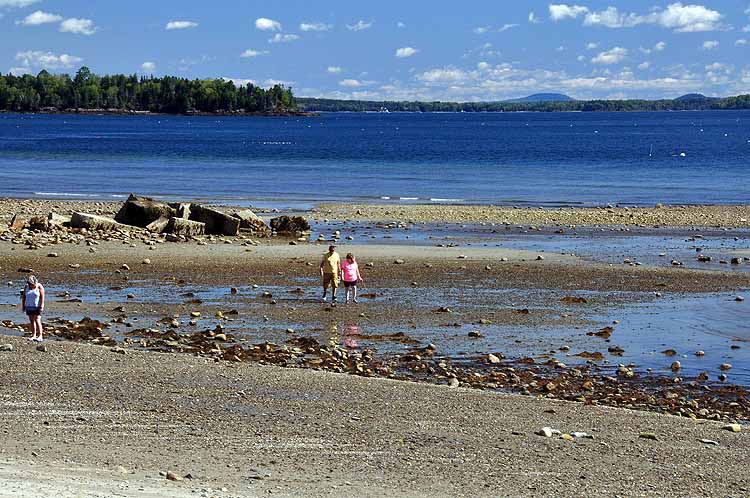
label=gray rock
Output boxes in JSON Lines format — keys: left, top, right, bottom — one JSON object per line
{"left": 145, "top": 217, "right": 170, "bottom": 233}
{"left": 270, "top": 215, "right": 310, "bottom": 234}
{"left": 115, "top": 194, "right": 176, "bottom": 228}
{"left": 70, "top": 212, "right": 121, "bottom": 231}
{"left": 233, "top": 209, "right": 271, "bottom": 234}
{"left": 165, "top": 217, "right": 205, "bottom": 237}
{"left": 189, "top": 205, "right": 240, "bottom": 236}
{"left": 0, "top": 344, "right": 13, "bottom": 352}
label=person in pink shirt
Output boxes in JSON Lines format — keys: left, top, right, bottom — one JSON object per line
{"left": 341, "top": 253, "right": 363, "bottom": 304}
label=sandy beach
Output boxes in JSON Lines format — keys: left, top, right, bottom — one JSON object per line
{"left": 1, "top": 198, "right": 749, "bottom": 497}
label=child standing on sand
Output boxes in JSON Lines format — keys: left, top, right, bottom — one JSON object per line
{"left": 20, "top": 275, "right": 45, "bottom": 342}
{"left": 341, "top": 253, "right": 363, "bottom": 304}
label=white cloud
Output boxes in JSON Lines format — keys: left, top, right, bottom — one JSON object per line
{"left": 655, "top": 41, "right": 667, "bottom": 51}
{"left": 577, "top": 55, "right": 587, "bottom": 62}
{"left": 591, "top": 47, "right": 627, "bottom": 65}
{"left": 0, "top": 0, "right": 40, "bottom": 7}
{"left": 255, "top": 18, "right": 281, "bottom": 31}
{"left": 586, "top": 42, "right": 598, "bottom": 50}
{"left": 416, "top": 67, "right": 468, "bottom": 83}
{"left": 583, "top": 6, "right": 644, "bottom": 28}
{"left": 528, "top": 11, "right": 540, "bottom": 24}
{"left": 397, "top": 21, "right": 406, "bottom": 28}
{"left": 300, "top": 22, "right": 331, "bottom": 32}
{"left": 339, "top": 79, "right": 363, "bottom": 87}
{"left": 701, "top": 40, "right": 719, "bottom": 50}
{"left": 60, "top": 18, "right": 96, "bottom": 35}
{"left": 346, "top": 20, "right": 372, "bottom": 31}
{"left": 395, "top": 47, "right": 418, "bottom": 58}
{"left": 264, "top": 79, "right": 293, "bottom": 87}
{"left": 656, "top": 3, "right": 723, "bottom": 32}
{"left": 477, "top": 61, "right": 490, "bottom": 70}
{"left": 638, "top": 61, "right": 651, "bottom": 70}
{"left": 551, "top": 3, "right": 724, "bottom": 32}
{"left": 18, "top": 10, "right": 61, "bottom": 25}
{"left": 222, "top": 78, "right": 255, "bottom": 87}
{"left": 15, "top": 50, "right": 82, "bottom": 70}
{"left": 736, "top": 39, "right": 749, "bottom": 46}
{"left": 473, "top": 26, "right": 489, "bottom": 34}
{"left": 327, "top": 66, "right": 342, "bottom": 74}
{"left": 744, "top": 25, "right": 750, "bottom": 32}
{"left": 240, "top": 49, "right": 269, "bottom": 58}
{"left": 498, "top": 23, "right": 519, "bottom": 32}
{"left": 166, "top": 20, "right": 197, "bottom": 30}
{"left": 9, "top": 66, "right": 31, "bottom": 75}
{"left": 269, "top": 33, "right": 299, "bottom": 43}
{"left": 556, "top": 45, "right": 566, "bottom": 52}
{"left": 549, "top": 4, "right": 589, "bottom": 21}
{"left": 141, "top": 61, "right": 156, "bottom": 73}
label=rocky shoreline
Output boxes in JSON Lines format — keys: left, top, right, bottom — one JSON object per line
{"left": 315, "top": 203, "right": 750, "bottom": 228}
{"left": 1, "top": 196, "right": 749, "bottom": 495}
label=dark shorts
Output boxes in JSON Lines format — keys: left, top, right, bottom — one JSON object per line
{"left": 25, "top": 307, "right": 42, "bottom": 317}
{"left": 343, "top": 280, "right": 358, "bottom": 288}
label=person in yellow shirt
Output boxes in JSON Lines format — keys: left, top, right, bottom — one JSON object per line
{"left": 320, "top": 245, "right": 342, "bottom": 305}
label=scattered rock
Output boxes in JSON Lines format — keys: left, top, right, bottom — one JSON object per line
{"left": 165, "top": 471, "right": 182, "bottom": 481}
{"left": 719, "top": 363, "right": 732, "bottom": 371}
{"left": 639, "top": 432, "right": 658, "bottom": 441}
{"left": 270, "top": 215, "right": 310, "bottom": 234}
{"left": 0, "top": 344, "right": 13, "bottom": 352}
{"left": 723, "top": 424, "right": 741, "bottom": 433}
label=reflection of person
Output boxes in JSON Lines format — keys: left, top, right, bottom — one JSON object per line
{"left": 21, "top": 275, "right": 45, "bottom": 342}
{"left": 342, "top": 324, "right": 360, "bottom": 349}
{"left": 320, "top": 245, "right": 341, "bottom": 305}
{"left": 341, "top": 253, "right": 363, "bottom": 304}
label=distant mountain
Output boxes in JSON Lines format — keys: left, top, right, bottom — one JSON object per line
{"left": 504, "top": 93, "right": 576, "bottom": 103}
{"left": 674, "top": 93, "right": 716, "bottom": 101}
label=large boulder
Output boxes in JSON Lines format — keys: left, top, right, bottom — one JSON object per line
{"left": 233, "top": 209, "right": 270, "bottom": 235}
{"left": 115, "top": 194, "right": 175, "bottom": 228}
{"left": 189, "top": 205, "right": 240, "bottom": 236}
{"left": 70, "top": 212, "right": 121, "bottom": 231}
{"left": 271, "top": 215, "right": 311, "bottom": 234}
{"left": 48, "top": 212, "right": 71, "bottom": 226}
{"left": 145, "top": 217, "right": 170, "bottom": 233}
{"left": 166, "top": 217, "right": 205, "bottom": 237}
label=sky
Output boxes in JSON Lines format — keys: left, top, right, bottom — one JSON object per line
{"left": 1, "top": 0, "right": 749, "bottom": 101}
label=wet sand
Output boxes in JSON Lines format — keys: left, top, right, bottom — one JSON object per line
{"left": 1, "top": 198, "right": 749, "bottom": 496}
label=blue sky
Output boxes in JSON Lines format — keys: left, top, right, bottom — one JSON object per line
{"left": 1, "top": 0, "right": 749, "bottom": 101}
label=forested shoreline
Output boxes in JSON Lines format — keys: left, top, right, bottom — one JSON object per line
{"left": 297, "top": 94, "right": 750, "bottom": 113}
{"left": 3, "top": 68, "right": 750, "bottom": 115}
{"left": 0, "top": 67, "right": 297, "bottom": 114}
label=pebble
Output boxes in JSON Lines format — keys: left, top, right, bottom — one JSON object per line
{"left": 719, "top": 363, "right": 732, "bottom": 371}
{"left": 47, "top": 252, "right": 58, "bottom": 258}
{"left": 699, "top": 439, "right": 719, "bottom": 445}
{"left": 142, "top": 258, "right": 151, "bottom": 265}
{"left": 121, "top": 264, "right": 130, "bottom": 271}
{"left": 448, "top": 378, "right": 460, "bottom": 388}
{"left": 735, "top": 296, "right": 745, "bottom": 302}
{"left": 670, "top": 361, "right": 681, "bottom": 372}
{"left": 0, "top": 344, "right": 13, "bottom": 352}
{"left": 639, "top": 432, "right": 658, "bottom": 441}
{"left": 487, "top": 353, "right": 501, "bottom": 364}
{"left": 166, "top": 471, "right": 182, "bottom": 481}
{"left": 36, "top": 344, "right": 47, "bottom": 353}
{"left": 536, "top": 427, "right": 559, "bottom": 438}
{"left": 722, "top": 424, "right": 741, "bottom": 433}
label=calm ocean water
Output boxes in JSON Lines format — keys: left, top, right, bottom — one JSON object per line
{"left": 1, "top": 111, "right": 749, "bottom": 207}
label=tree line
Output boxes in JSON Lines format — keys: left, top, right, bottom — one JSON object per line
{"left": 0, "top": 67, "right": 296, "bottom": 114}
{"left": 296, "top": 94, "right": 750, "bottom": 113}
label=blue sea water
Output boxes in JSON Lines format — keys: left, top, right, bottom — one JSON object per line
{"left": 0, "top": 111, "right": 749, "bottom": 207}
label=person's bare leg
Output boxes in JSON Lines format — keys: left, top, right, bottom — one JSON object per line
{"left": 353, "top": 285, "right": 358, "bottom": 303}
{"left": 35, "top": 315, "right": 43, "bottom": 341}
{"left": 27, "top": 315, "right": 36, "bottom": 340}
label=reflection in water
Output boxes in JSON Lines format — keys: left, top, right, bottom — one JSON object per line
{"left": 342, "top": 324, "right": 360, "bottom": 349}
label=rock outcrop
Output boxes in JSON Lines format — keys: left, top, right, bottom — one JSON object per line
{"left": 189, "top": 205, "right": 240, "bottom": 236}
{"left": 271, "top": 215, "right": 310, "bottom": 234}
{"left": 70, "top": 212, "right": 121, "bottom": 231}
{"left": 233, "top": 209, "right": 270, "bottom": 235}
{"left": 115, "top": 194, "right": 176, "bottom": 228}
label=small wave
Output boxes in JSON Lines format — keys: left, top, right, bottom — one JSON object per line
{"left": 399, "top": 197, "right": 419, "bottom": 201}
{"left": 34, "top": 192, "right": 98, "bottom": 197}
{"left": 110, "top": 194, "right": 127, "bottom": 198}
{"left": 430, "top": 198, "right": 463, "bottom": 203}
{"left": 380, "top": 196, "right": 391, "bottom": 200}
{"left": 261, "top": 141, "right": 293, "bottom": 145}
